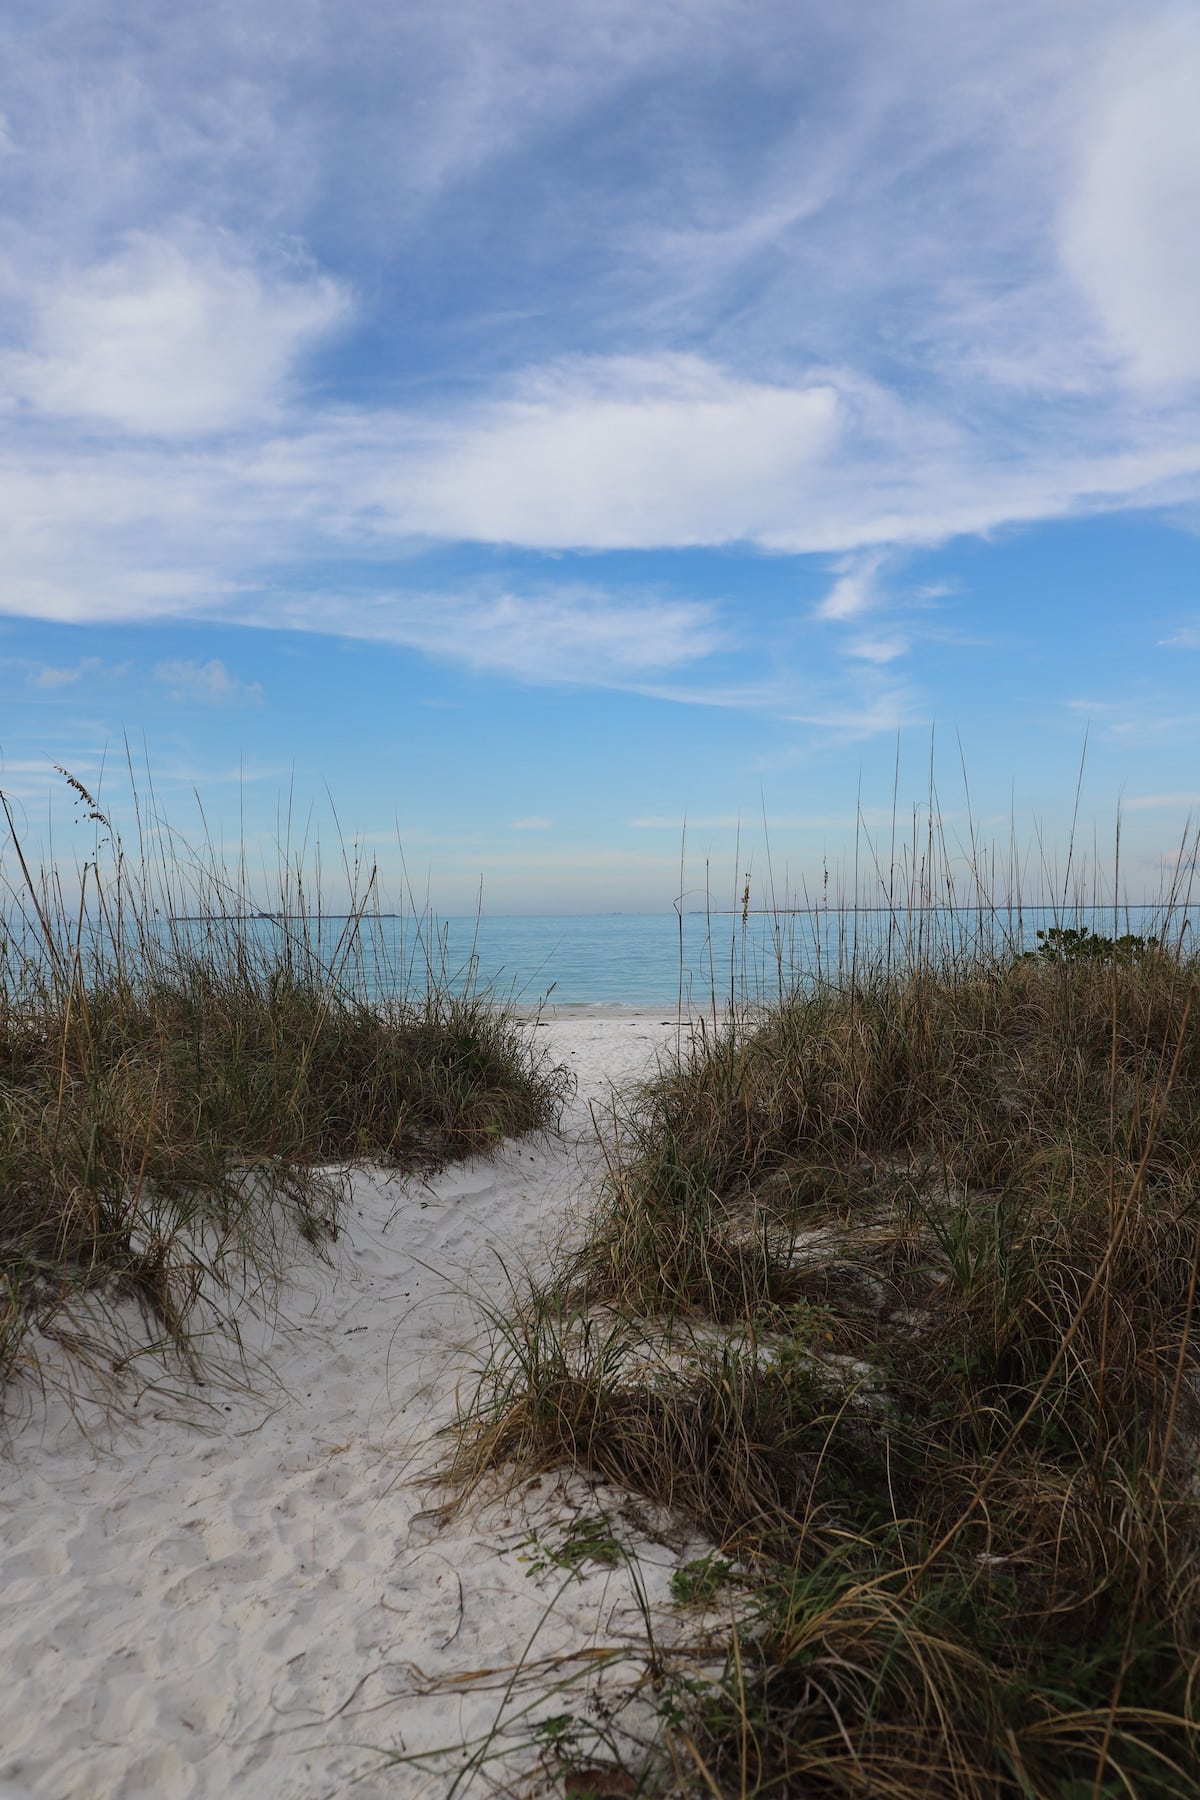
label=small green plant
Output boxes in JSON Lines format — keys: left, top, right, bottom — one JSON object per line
{"left": 513, "top": 1513, "right": 625, "bottom": 1579}
{"left": 669, "top": 1552, "right": 740, "bottom": 1606}
{"left": 1024, "top": 924, "right": 1157, "bottom": 963}
{"left": 534, "top": 1711, "right": 584, "bottom": 1753}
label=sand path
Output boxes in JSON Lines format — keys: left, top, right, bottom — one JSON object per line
{"left": 0, "top": 1013, "right": 697, "bottom": 1800}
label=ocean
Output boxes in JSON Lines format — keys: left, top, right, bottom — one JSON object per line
{"left": 189, "top": 905, "right": 1189, "bottom": 1011}
{"left": 15, "top": 905, "right": 1187, "bottom": 1011}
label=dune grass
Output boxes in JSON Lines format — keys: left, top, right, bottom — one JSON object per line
{"left": 0, "top": 775, "right": 567, "bottom": 1395}
{"left": 452, "top": 908, "right": 1200, "bottom": 1796}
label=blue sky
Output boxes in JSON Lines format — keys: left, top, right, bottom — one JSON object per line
{"left": 3, "top": 0, "right": 1200, "bottom": 912}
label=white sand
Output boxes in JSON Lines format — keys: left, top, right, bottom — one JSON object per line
{"left": 0, "top": 1013, "right": 706, "bottom": 1800}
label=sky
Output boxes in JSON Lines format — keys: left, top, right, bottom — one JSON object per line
{"left": 3, "top": 0, "right": 1200, "bottom": 913}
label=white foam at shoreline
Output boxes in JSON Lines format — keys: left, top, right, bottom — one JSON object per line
{"left": 0, "top": 1016, "right": 702, "bottom": 1799}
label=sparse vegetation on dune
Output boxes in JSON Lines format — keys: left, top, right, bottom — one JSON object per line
{"left": 454, "top": 908, "right": 1200, "bottom": 1796}
{"left": 0, "top": 773, "right": 568, "bottom": 1395}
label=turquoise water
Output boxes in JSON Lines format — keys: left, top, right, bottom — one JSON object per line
{"left": 171, "top": 906, "right": 1190, "bottom": 1010}
{"left": 13, "top": 906, "right": 1189, "bottom": 1009}
{"left": 418, "top": 908, "right": 1191, "bottom": 1008}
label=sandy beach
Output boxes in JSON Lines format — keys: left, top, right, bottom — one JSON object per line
{"left": 0, "top": 1013, "right": 700, "bottom": 1800}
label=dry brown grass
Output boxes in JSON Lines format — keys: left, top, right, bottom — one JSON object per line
{"left": 0, "top": 774, "right": 568, "bottom": 1394}
{"left": 453, "top": 927, "right": 1200, "bottom": 1797}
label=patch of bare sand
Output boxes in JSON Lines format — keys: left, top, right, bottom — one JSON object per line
{"left": 0, "top": 1013, "right": 707, "bottom": 1799}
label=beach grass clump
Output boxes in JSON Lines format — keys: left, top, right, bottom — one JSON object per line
{"left": 575, "top": 936, "right": 1199, "bottom": 1316}
{"left": 0, "top": 778, "right": 566, "bottom": 1393}
{"left": 454, "top": 925, "right": 1200, "bottom": 1797}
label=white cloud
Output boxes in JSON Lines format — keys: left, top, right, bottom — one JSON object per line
{"left": 255, "top": 586, "right": 723, "bottom": 686}
{"left": 845, "top": 636, "right": 907, "bottom": 664}
{"left": 2, "top": 0, "right": 1200, "bottom": 735}
{"left": 2, "top": 232, "right": 349, "bottom": 436}
{"left": 0, "top": 754, "right": 107, "bottom": 807}
{"left": 281, "top": 360, "right": 1200, "bottom": 560}
{"left": 785, "top": 680, "right": 919, "bottom": 740}
{"left": 154, "top": 658, "right": 264, "bottom": 705}
{"left": 509, "top": 816, "right": 553, "bottom": 830}
{"left": 1062, "top": 23, "right": 1200, "bottom": 387}
{"left": 0, "top": 757, "right": 90, "bottom": 774}
{"left": 386, "top": 356, "right": 841, "bottom": 549}
{"left": 814, "top": 549, "right": 890, "bottom": 621}
{"left": 1063, "top": 691, "right": 1200, "bottom": 748}
{"left": 630, "top": 812, "right": 868, "bottom": 830}
{"left": 140, "top": 760, "right": 288, "bottom": 787}
{"left": 26, "top": 656, "right": 102, "bottom": 688}
{"left": 811, "top": 548, "right": 913, "bottom": 671}
{"left": 1108, "top": 714, "right": 1200, "bottom": 744}
{"left": 1124, "top": 794, "right": 1200, "bottom": 810}
{"left": 0, "top": 341, "right": 1198, "bottom": 705}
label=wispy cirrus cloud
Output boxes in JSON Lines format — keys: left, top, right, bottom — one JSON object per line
{"left": 1123, "top": 794, "right": 1200, "bottom": 811}
{"left": 0, "top": 0, "right": 1199, "bottom": 735}
{"left": 0, "top": 755, "right": 107, "bottom": 807}
{"left": 814, "top": 549, "right": 891, "bottom": 622}
{"left": 26, "top": 656, "right": 103, "bottom": 689}
{"left": 1063, "top": 694, "right": 1200, "bottom": 748}
{"left": 784, "top": 676, "right": 922, "bottom": 743}
{"left": 845, "top": 636, "right": 909, "bottom": 665}
{"left": 249, "top": 586, "right": 723, "bottom": 687}
{"left": 154, "top": 658, "right": 264, "bottom": 705}
{"left": 629, "top": 811, "right": 894, "bottom": 830}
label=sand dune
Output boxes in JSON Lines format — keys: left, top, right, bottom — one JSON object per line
{"left": 1, "top": 1014, "right": 698, "bottom": 1799}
